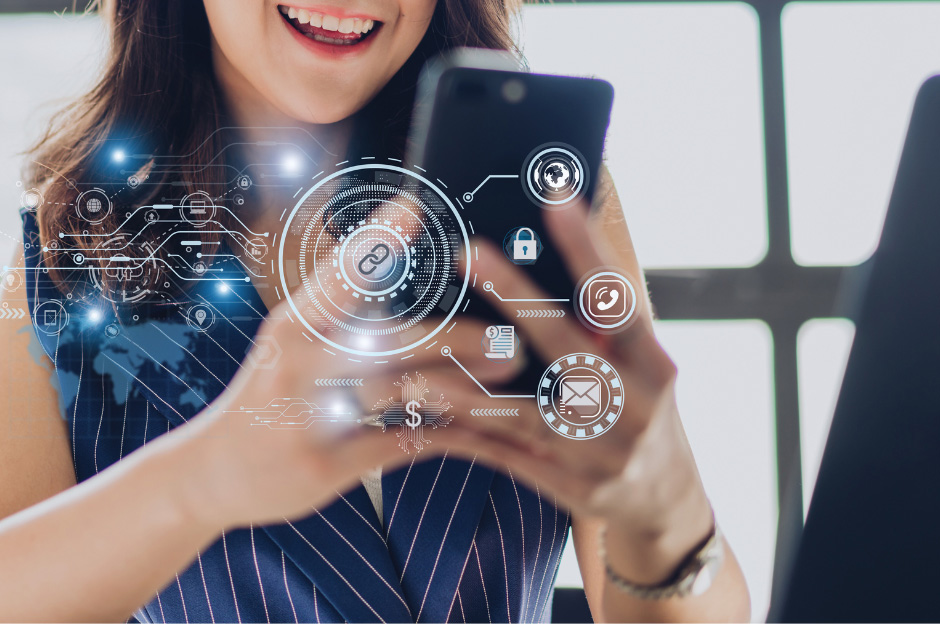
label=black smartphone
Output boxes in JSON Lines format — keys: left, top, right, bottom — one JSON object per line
{"left": 406, "top": 49, "right": 614, "bottom": 385}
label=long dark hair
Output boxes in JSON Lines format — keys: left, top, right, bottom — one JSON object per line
{"left": 27, "top": 0, "right": 520, "bottom": 299}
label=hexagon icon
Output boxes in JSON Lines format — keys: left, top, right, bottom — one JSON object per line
{"left": 245, "top": 334, "right": 282, "bottom": 369}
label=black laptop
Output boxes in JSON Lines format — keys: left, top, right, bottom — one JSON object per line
{"left": 769, "top": 75, "right": 940, "bottom": 622}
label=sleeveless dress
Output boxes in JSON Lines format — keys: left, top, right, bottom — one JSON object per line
{"left": 21, "top": 210, "right": 570, "bottom": 623}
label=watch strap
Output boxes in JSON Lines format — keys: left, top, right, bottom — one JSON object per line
{"left": 600, "top": 512, "right": 724, "bottom": 600}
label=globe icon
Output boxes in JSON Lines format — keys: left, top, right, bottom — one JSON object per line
{"left": 86, "top": 198, "right": 102, "bottom": 213}
{"left": 542, "top": 161, "right": 571, "bottom": 191}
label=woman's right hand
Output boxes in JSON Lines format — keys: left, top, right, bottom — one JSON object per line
{"left": 171, "top": 297, "right": 516, "bottom": 533}
{"left": 0, "top": 273, "right": 516, "bottom": 623}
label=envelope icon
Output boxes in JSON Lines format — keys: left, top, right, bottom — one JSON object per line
{"left": 560, "top": 376, "right": 602, "bottom": 419}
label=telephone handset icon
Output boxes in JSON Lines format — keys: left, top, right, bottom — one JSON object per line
{"left": 595, "top": 287, "right": 620, "bottom": 311}
{"left": 581, "top": 273, "right": 636, "bottom": 328}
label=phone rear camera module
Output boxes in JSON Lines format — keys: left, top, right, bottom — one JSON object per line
{"left": 501, "top": 79, "right": 526, "bottom": 104}
{"left": 522, "top": 143, "right": 588, "bottom": 209}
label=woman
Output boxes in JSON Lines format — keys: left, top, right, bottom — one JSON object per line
{"left": 0, "top": 0, "right": 750, "bottom": 621}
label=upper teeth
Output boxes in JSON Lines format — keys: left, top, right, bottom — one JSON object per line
{"left": 280, "top": 6, "right": 375, "bottom": 34}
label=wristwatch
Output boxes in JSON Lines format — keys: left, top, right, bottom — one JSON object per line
{"left": 600, "top": 515, "right": 724, "bottom": 600}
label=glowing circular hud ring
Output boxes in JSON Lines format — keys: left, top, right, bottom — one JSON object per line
{"left": 537, "top": 352, "right": 623, "bottom": 440}
{"left": 180, "top": 191, "right": 217, "bottom": 227}
{"left": 279, "top": 164, "right": 470, "bottom": 357}
{"left": 75, "top": 188, "right": 112, "bottom": 224}
{"left": 337, "top": 224, "right": 412, "bottom": 296}
{"left": 312, "top": 199, "right": 431, "bottom": 324}
{"left": 33, "top": 300, "right": 70, "bottom": 336}
{"left": 1, "top": 269, "right": 23, "bottom": 292}
{"left": 186, "top": 303, "right": 216, "bottom": 332}
{"left": 21, "top": 188, "right": 44, "bottom": 210}
{"left": 90, "top": 235, "right": 161, "bottom": 304}
{"left": 577, "top": 270, "right": 638, "bottom": 332}
{"left": 523, "top": 143, "right": 587, "bottom": 208}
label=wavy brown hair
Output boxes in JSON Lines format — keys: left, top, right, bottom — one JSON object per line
{"left": 27, "top": 0, "right": 520, "bottom": 300}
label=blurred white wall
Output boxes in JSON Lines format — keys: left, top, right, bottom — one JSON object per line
{"left": 523, "top": 3, "right": 768, "bottom": 270}
{"left": 784, "top": 1, "right": 940, "bottom": 266}
{"left": 0, "top": 13, "right": 104, "bottom": 265}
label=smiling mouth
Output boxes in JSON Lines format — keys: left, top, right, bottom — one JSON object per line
{"left": 278, "top": 5, "right": 381, "bottom": 46}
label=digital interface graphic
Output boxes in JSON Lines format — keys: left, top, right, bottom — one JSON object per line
{"left": 522, "top": 143, "right": 588, "bottom": 209}
{"left": 5, "top": 133, "right": 642, "bottom": 455}
{"left": 538, "top": 353, "right": 623, "bottom": 440}
{"left": 278, "top": 164, "right": 469, "bottom": 356}
{"left": 373, "top": 372, "right": 453, "bottom": 453}
{"left": 503, "top": 226, "right": 543, "bottom": 265}
{"left": 482, "top": 325, "right": 518, "bottom": 361}
{"left": 16, "top": 181, "right": 271, "bottom": 312}
{"left": 576, "top": 270, "right": 639, "bottom": 332}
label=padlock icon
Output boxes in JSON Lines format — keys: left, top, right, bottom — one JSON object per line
{"left": 512, "top": 227, "right": 539, "bottom": 262}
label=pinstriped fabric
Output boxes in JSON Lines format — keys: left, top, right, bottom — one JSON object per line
{"left": 21, "top": 211, "right": 570, "bottom": 623}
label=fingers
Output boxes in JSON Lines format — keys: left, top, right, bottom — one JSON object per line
{"left": 544, "top": 204, "right": 661, "bottom": 366}
{"left": 400, "top": 369, "right": 549, "bottom": 443}
{"left": 542, "top": 203, "right": 608, "bottom": 284}
{"left": 324, "top": 425, "right": 434, "bottom": 474}
{"left": 423, "top": 371, "right": 635, "bottom": 478}
{"left": 588, "top": 167, "right": 647, "bottom": 281}
{"left": 352, "top": 364, "right": 522, "bottom": 426}
{"left": 354, "top": 365, "right": 619, "bottom": 460}
{"left": 472, "top": 241, "right": 595, "bottom": 363}
{"left": 410, "top": 318, "right": 526, "bottom": 383}
{"left": 545, "top": 202, "right": 653, "bottom": 337}
{"left": 543, "top": 188, "right": 642, "bottom": 292}
{"left": 258, "top": 298, "right": 519, "bottom": 382}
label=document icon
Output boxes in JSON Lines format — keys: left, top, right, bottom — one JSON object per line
{"left": 560, "top": 375, "right": 602, "bottom": 419}
{"left": 483, "top": 325, "right": 516, "bottom": 360}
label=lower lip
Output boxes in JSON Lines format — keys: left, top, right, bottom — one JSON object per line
{"left": 280, "top": 14, "right": 378, "bottom": 59}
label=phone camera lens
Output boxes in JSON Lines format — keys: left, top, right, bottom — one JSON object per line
{"left": 501, "top": 79, "right": 526, "bottom": 103}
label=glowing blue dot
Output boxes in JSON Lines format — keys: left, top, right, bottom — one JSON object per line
{"left": 217, "top": 283, "right": 229, "bottom": 293}
{"left": 88, "top": 310, "right": 103, "bottom": 323}
{"left": 113, "top": 149, "right": 125, "bottom": 163}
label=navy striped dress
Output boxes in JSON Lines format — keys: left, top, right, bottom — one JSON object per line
{"left": 21, "top": 210, "right": 570, "bottom": 623}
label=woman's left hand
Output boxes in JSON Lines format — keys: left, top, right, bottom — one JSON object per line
{"left": 430, "top": 199, "right": 715, "bottom": 582}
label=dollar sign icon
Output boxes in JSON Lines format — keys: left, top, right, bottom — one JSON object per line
{"left": 405, "top": 400, "right": 422, "bottom": 429}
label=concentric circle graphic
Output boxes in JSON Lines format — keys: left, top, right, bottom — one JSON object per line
{"left": 89, "top": 235, "right": 161, "bottom": 304}
{"left": 522, "top": 143, "right": 587, "bottom": 209}
{"left": 75, "top": 188, "right": 112, "bottom": 224}
{"left": 279, "top": 164, "right": 470, "bottom": 357}
{"left": 33, "top": 300, "right": 70, "bottom": 336}
{"left": 180, "top": 191, "right": 217, "bottom": 227}
{"left": 21, "top": 188, "right": 44, "bottom": 210}
{"left": 537, "top": 353, "right": 623, "bottom": 440}
{"left": 1, "top": 269, "right": 23, "bottom": 292}
{"left": 576, "top": 270, "right": 639, "bottom": 333}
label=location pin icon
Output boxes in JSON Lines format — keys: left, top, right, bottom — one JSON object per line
{"left": 194, "top": 309, "right": 207, "bottom": 326}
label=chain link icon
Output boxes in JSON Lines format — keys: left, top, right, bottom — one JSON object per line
{"left": 357, "top": 243, "right": 391, "bottom": 276}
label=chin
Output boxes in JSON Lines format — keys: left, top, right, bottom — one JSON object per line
{"left": 269, "top": 79, "right": 381, "bottom": 125}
